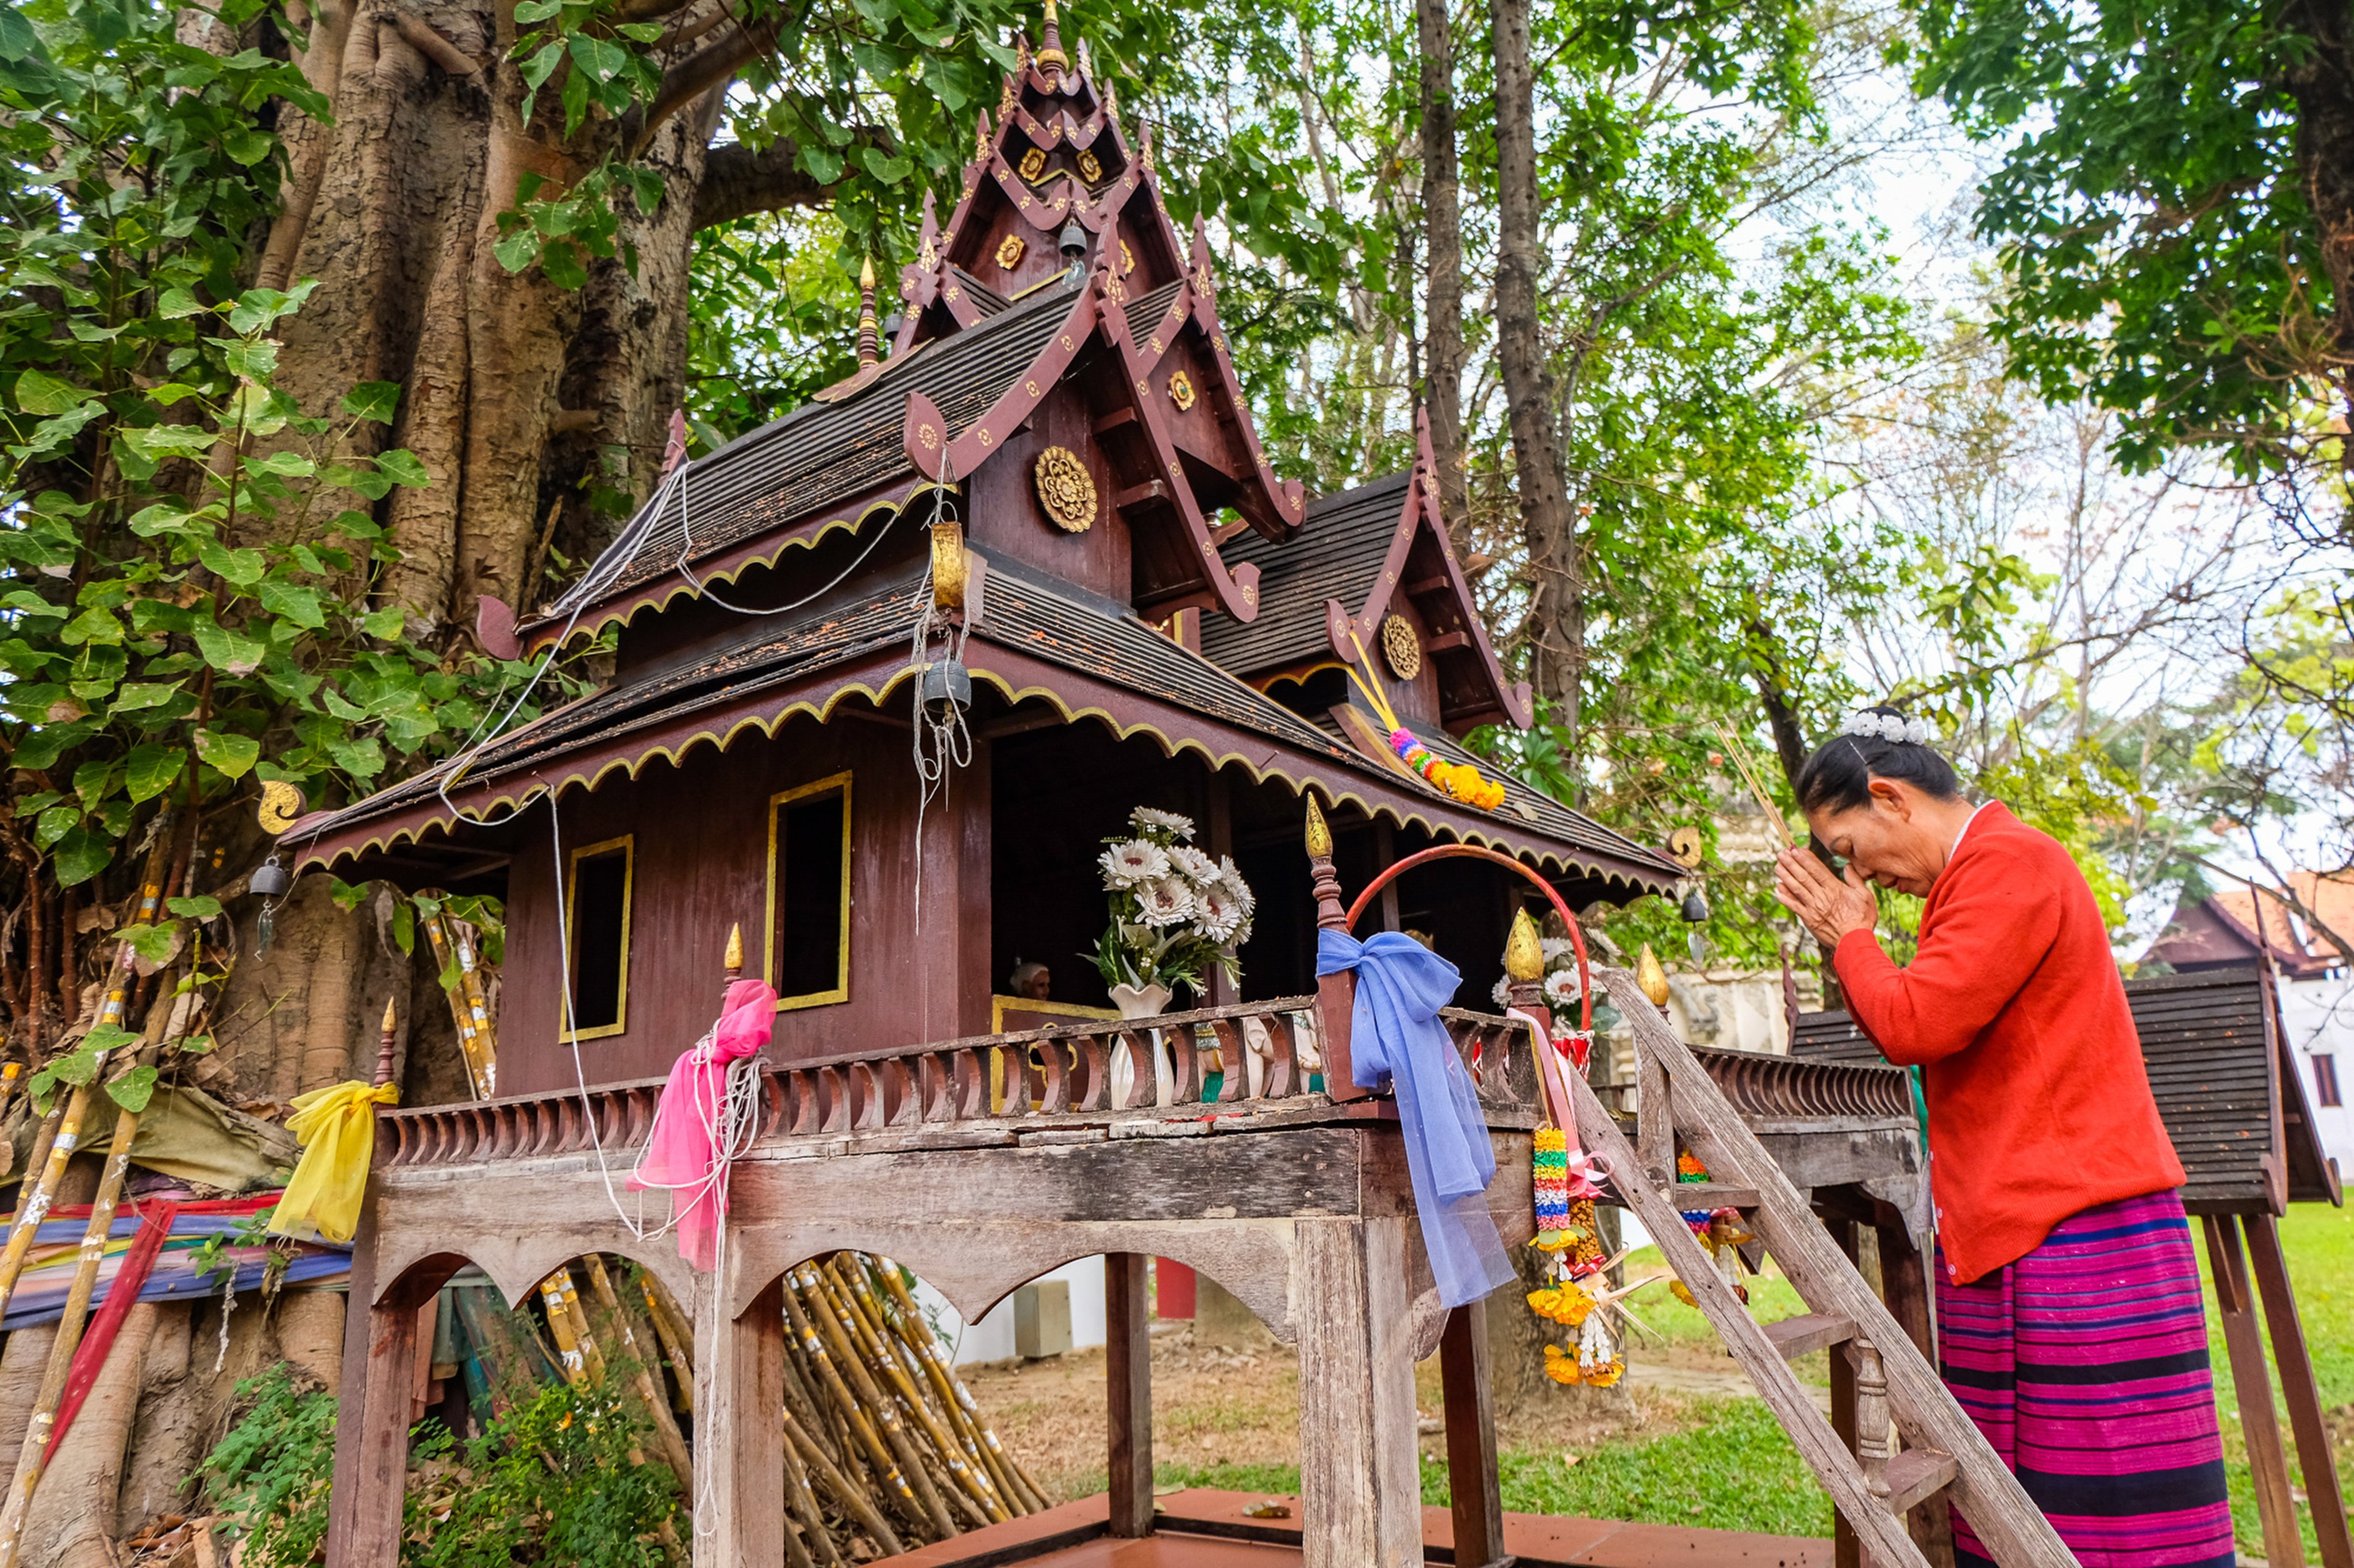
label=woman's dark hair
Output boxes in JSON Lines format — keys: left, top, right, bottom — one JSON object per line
{"left": 1794, "top": 704, "right": 1963, "bottom": 815}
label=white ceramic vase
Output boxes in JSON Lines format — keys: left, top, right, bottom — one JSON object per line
{"left": 1107, "top": 983, "right": 1175, "bottom": 1107}
{"left": 1108, "top": 982, "right": 1172, "bottom": 1019}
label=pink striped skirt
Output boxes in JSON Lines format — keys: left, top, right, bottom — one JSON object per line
{"left": 1937, "top": 1189, "right": 2236, "bottom": 1567}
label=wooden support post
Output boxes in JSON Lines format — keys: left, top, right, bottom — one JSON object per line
{"left": 1305, "top": 796, "right": 1361, "bottom": 1100}
{"left": 1294, "top": 1216, "right": 1421, "bottom": 1568}
{"left": 339, "top": 1282, "right": 428, "bottom": 1568}
{"left": 324, "top": 1154, "right": 386, "bottom": 1568}
{"left": 701, "top": 1276, "right": 787, "bottom": 1568}
{"left": 2246, "top": 1211, "right": 2354, "bottom": 1568}
{"left": 2203, "top": 1215, "right": 2302, "bottom": 1568}
{"left": 1438, "top": 1300, "right": 1507, "bottom": 1568}
{"left": 1829, "top": 1221, "right": 1860, "bottom": 1568}
{"left": 1106, "top": 1252, "right": 1153, "bottom": 1537}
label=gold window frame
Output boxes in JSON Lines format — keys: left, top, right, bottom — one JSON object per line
{"left": 766, "top": 771, "right": 853, "bottom": 1010}
{"left": 563, "top": 834, "right": 634, "bottom": 1042}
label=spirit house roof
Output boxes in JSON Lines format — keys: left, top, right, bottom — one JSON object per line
{"left": 291, "top": 15, "right": 1682, "bottom": 902}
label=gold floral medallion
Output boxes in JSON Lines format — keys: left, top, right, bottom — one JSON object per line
{"left": 1077, "top": 149, "right": 1103, "bottom": 182}
{"left": 1034, "top": 446, "right": 1098, "bottom": 533}
{"left": 1167, "top": 369, "right": 1197, "bottom": 411}
{"left": 995, "top": 233, "right": 1027, "bottom": 269}
{"left": 1018, "top": 147, "right": 1048, "bottom": 182}
{"left": 1380, "top": 613, "right": 1422, "bottom": 681}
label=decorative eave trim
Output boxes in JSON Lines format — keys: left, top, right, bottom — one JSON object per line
{"left": 290, "top": 641, "right": 1674, "bottom": 894}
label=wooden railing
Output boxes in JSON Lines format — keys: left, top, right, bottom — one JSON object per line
{"left": 377, "top": 997, "right": 1545, "bottom": 1169}
{"left": 373, "top": 997, "right": 1903, "bottom": 1171}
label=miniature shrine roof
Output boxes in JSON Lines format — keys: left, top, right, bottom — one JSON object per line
{"left": 1204, "top": 475, "right": 1410, "bottom": 675}
{"left": 291, "top": 554, "right": 1679, "bottom": 891}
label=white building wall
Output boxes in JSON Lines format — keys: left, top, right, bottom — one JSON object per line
{"left": 909, "top": 1255, "right": 1108, "bottom": 1366}
{"left": 2275, "top": 974, "right": 2354, "bottom": 1176}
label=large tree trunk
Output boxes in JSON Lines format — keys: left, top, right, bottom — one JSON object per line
{"left": 24, "top": 1303, "right": 159, "bottom": 1568}
{"left": 1491, "top": 0, "right": 1582, "bottom": 762}
{"left": 1417, "top": 0, "right": 1466, "bottom": 523}
{"left": 116, "top": 1304, "right": 200, "bottom": 1536}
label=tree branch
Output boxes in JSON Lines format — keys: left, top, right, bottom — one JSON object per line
{"left": 625, "top": 14, "right": 782, "bottom": 158}
{"left": 693, "top": 138, "right": 823, "bottom": 228}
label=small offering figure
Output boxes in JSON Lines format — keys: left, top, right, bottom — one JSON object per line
{"left": 1773, "top": 704, "right": 2230, "bottom": 1568}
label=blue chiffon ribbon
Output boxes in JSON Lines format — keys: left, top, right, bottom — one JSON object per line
{"left": 1316, "top": 929, "right": 1515, "bottom": 1308}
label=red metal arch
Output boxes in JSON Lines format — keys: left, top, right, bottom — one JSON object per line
{"left": 1343, "top": 842, "right": 1593, "bottom": 1036}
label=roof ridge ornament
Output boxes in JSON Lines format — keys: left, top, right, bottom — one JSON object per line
{"left": 855, "top": 256, "right": 880, "bottom": 367}
{"left": 1037, "top": 0, "right": 1068, "bottom": 83}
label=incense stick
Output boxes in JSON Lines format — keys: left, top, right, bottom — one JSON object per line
{"left": 1713, "top": 723, "right": 1796, "bottom": 851}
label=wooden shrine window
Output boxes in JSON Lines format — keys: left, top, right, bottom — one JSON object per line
{"left": 2315, "top": 1053, "right": 2342, "bottom": 1108}
{"left": 768, "top": 772, "right": 852, "bottom": 1009}
{"left": 564, "top": 835, "right": 634, "bottom": 1040}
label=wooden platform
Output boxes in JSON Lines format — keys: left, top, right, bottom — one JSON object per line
{"left": 883, "top": 1490, "right": 1833, "bottom": 1567}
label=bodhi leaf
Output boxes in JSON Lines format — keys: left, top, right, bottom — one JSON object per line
{"left": 107, "top": 1064, "right": 160, "bottom": 1113}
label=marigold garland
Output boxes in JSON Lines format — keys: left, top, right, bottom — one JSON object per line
{"left": 1387, "top": 726, "right": 1509, "bottom": 811}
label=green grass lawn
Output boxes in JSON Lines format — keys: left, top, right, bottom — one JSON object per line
{"left": 1159, "top": 1204, "right": 2354, "bottom": 1550}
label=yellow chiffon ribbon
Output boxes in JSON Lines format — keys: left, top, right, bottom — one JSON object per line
{"left": 268, "top": 1081, "right": 398, "bottom": 1245}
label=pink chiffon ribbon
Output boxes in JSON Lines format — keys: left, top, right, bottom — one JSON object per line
{"left": 629, "top": 978, "right": 777, "bottom": 1271}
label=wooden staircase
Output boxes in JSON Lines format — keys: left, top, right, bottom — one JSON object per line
{"left": 1577, "top": 966, "right": 2081, "bottom": 1568}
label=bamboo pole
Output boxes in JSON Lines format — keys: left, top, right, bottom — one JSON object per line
{"left": 548, "top": 1267, "right": 606, "bottom": 1381}
{"left": 538, "top": 1274, "right": 591, "bottom": 1384}
{"left": 0, "top": 975, "right": 183, "bottom": 1565}
{"left": 635, "top": 1274, "right": 694, "bottom": 1414}
{"left": 784, "top": 1407, "right": 905, "bottom": 1557}
{"left": 779, "top": 1274, "right": 934, "bottom": 1536}
{"left": 874, "top": 1262, "right": 1048, "bottom": 1511}
{"left": 794, "top": 1263, "right": 967, "bottom": 1534}
{"left": 812, "top": 1262, "right": 994, "bottom": 1527}
{"left": 821, "top": 1258, "right": 1006, "bottom": 1523}
{"left": 868, "top": 1263, "right": 1021, "bottom": 1508}
{"left": 581, "top": 1254, "right": 691, "bottom": 1487}
{"left": 777, "top": 1415, "right": 839, "bottom": 1568}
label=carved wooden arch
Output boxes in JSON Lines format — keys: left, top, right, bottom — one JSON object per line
{"left": 720, "top": 1216, "right": 1303, "bottom": 1341}
{"left": 372, "top": 1223, "right": 699, "bottom": 1317}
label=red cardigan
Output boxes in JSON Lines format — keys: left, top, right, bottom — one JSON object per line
{"left": 1833, "top": 802, "right": 2184, "bottom": 1284}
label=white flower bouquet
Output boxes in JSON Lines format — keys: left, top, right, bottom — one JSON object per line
{"left": 1093, "top": 806, "right": 1255, "bottom": 1001}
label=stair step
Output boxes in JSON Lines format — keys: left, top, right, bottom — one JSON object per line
{"left": 1879, "top": 1447, "right": 1957, "bottom": 1514}
{"left": 1666, "top": 1181, "right": 1759, "bottom": 1209}
{"left": 1760, "top": 1312, "right": 1855, "bottom": 1359}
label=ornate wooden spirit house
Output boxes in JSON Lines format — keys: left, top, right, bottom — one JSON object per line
{"left": 282, "top": 16, "right": 2078, "bottom": 1568}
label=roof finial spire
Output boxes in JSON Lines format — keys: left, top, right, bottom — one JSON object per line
{"left": 855, "top": 256, "right": 879, "bottom": 367}
{"left": 1037, "top": 0, "right": 1068, "bottom": 82}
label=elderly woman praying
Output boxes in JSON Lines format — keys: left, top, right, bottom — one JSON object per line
{"left": 1772, "top": 706, "right": 2232, "bottom": 1568}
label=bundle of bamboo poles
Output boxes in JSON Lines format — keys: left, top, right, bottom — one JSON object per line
{"left": 523, "top": 1250, "right": 1045, "bottom": 1566}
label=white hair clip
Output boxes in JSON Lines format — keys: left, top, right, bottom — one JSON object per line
{"left": 1842, "top": 710, "right": 1937, "bottom": 745}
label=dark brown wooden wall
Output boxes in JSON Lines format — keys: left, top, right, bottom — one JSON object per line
{"left": 498, "top": 707, "right": 994, "bottom": 1093}
{"left": 966, "top": 371, "right": 1134, "bottom": 605}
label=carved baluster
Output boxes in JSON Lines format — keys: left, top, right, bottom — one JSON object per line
{"left": 1111, "top": 1028, "right": 1152, "bottom": 1109}
{"left": 781, "top": 1069, "right": 814, "bottom": 1136}
{"left": 878, "top": 1057, "right": 915, "bottom": 1126}
{"left": 1205, "top": 1018, "right": 1244, "bottom": 1103}
{"left": 847, "top": 1062, "right": 883, "bottom": 1130}
{"left": 817, "top": 1065, "right": 851, "bottom": 1133}
{"left": 998, "top": 1046, "right": 1033, "bottom": 1117}
{"left": 1166, "top": 1023, "right": 1201, "bottom": 1105}
{"left": 1072, "top": 1033, "right": 1109, "bottom": 1112}
{"left": 1037, "top": 1037, "right": 1071, "bottom": 1114}
{"left": 910, "top": 1053, "right": 947, "bottom": 1123}
{"left": 1853, "top": 1336, "right": 1893, "bottom": 1501}
{"left": 1305, "top": 796, "right": 1363, "bottom": 1100}
{"left": 1260, "top": 1012, "right": 1299, "bottom": 1100}
{"left": 949, "top": 1049, "right": 986, "bottom": 1120}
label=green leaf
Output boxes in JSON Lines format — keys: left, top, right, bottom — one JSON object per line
{"left": 863, "top": 148, "right": 912, "bottom": 183}
{"left": 0, "top": 7, "right": 40, "bottom": 60}
{"left": 223, "top": 126, "right": 273, "bottom": 165}
{"left": 122, "top": 919, "right": 180, "bottom": 965}
{"left": 61, "top": 606, "right": 124, "bottom": 645}
{"left": 197, "top": 539, "right": 266, "bottom": 587}
{"left": 51, "top": 825, "right": 111, "bottom": 887}
{"left": 14, "top": 367, "right": 94, "bottom": 416}
{"left": 167, "top": 896, "right": 224, "bottom": 919}
{"left": 193, "top": 729, "right": 261, "bottom": 779}
{"left": 248, "top": 450, "right": 316, "bottom": 477}
{"left": 107, "top": 1065, "right": 160, "bottom": 1114}
{"left": 156, "top": 288, "right": 207, "bottom": 319}
{"left": 33, "top": 804, "right": 77, "bottom": 849}
{"left": 341, "top": 382, "right": 402, "bottom": 423}
{"left": 392, "top": 899, "right": 415, "bottom": 954}
{"left": 493, "top": 225, "right": 541, "bottom": 274}
{"left": 513, "top": 0, "right": 564, "bottom": 21}
{"left": 111, "top": 680, "right": 181, "bottom": 711}
{"left": 567, "top": 33, "right": 628, "bottom": 82}
{"left": 374, "top": 449, "right": 429, "bottom": 487}
{"left": 361, "top": 606, "right": 405, "bottom": 640}
{"left": 124, "top": 743, "right": 187, "bottom": 803}
{"left": 257, "top": 580, "right": 325, "bottom": 628}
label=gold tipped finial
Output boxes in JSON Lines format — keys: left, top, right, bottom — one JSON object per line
{"left": 1636, "top": 943, "right": 1670, "bottom": 1008}
{"left": 854, "top": 257, "right": 880, "bottom": 367}
{"left": 1503, "top": 908, "right": 1545, "bottom": 983}
{"left": 381, "top": 996, "right": 398, "bottom": 1033}
{"left": 724, "top": 922, "right": 745, "bottom": 973}
{"left": 1303, "top": 794, "right": 1331, "bottom": 860}
{"left": 1037, "top": 0, "right": 1068, "bottom": 78}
